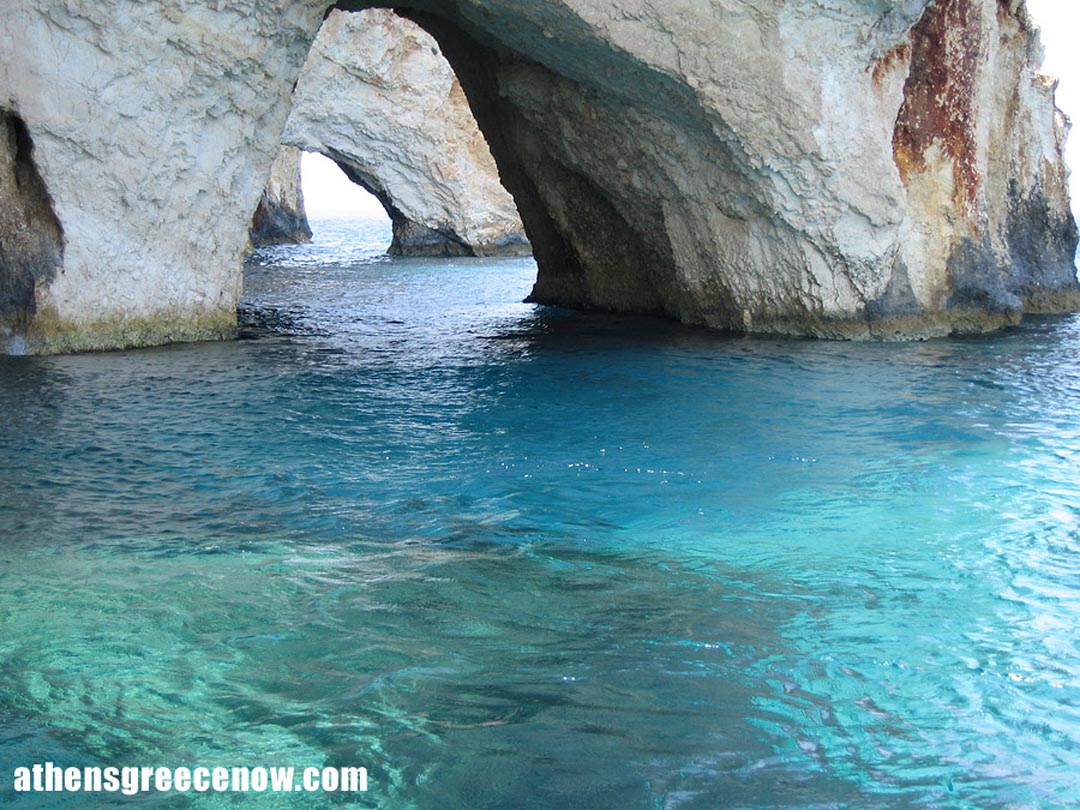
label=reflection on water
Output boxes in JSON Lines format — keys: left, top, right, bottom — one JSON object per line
{"left": 2, "top": 217, "right": 1080, "bottom": 807}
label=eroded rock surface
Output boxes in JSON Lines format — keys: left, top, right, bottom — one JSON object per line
{"left": 889, "top": 0, "right": 1078, "bottom": 329}
{"left": 399, "top": 0, "right": 1077, "bottom": 338}
{"left": 0, "top": 0, "right": 1076, "bottom": 352}
{"left": 250, "top": 145, "right": 312, "bottom": 245}
{"left": 0, "top": 110, "right": 63, "bottom": 354}
{"left": 0, "top": 0, "right": 327, "bottom": 353}
{"left": 282, "top": 9, "right": 529, "bottom": 257}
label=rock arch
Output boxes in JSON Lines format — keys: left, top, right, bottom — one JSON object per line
{"left": 367, "top": 0, "right": 1080, "bottom": 337}
{"left": 0, "top": 0, "right": 1077, "bottom": 353}
{"left": 268, "top": 8, "right": 528, "bottom": 257}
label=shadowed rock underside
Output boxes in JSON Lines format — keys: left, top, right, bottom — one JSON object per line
{"left": 0, "top": 110, "right": 63, "bottom": 353}
{"left": 249, "top": 145, "right": 313, "bottom": 246}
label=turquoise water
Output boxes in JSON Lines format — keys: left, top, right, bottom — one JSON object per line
{"left": 3, "top": 218, "right": 1080, "bottom": 808}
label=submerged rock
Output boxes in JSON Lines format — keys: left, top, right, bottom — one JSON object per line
{"left": 249, "top": 146, "right": 312, "bottom": 246}
{"left": 0, "top": 0, "right": 1076, "bottom": 352}
{"left": 281, "top": 9, "right": 529, "bottom": 257}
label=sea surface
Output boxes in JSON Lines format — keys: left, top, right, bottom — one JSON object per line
{"left": 3, "top": 217, "right": 1080, "bottom": 808}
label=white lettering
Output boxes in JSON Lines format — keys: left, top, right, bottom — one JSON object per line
{"left": 192, "top": 767, "right": 210, "bottom": 792}
{"left": 173, "top": 767, "right": 191, "bottom": 792}
{"left": 341, "top": 767, "right": 368, "bottom": 792}
{"left": 269, "top": 767, "right": 293, "bottom": 792}
{"left": 213, "top": 767, "right": 230, "bottom": 791}
{"left": 321, "top": 767, "right": 339, "bottom": 792}
{"left": 250, "top": 767, "right": 268, "bottom": 792}
{"left": 102, "top": 767, "right": 120, "bottom": 792}
{"left": 121, "top": 767, "right": 140, "bottom": 796}
{"left": 11, "top": 762, "right": 369, "bottom": 796}
{"left": 12, "top": 767, "right": 30, "bottom": 792}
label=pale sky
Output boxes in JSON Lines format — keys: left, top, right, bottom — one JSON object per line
{"left": 301, "top": 2, "right": 1080, "bottom": 221}
{"left": 301, "top": 151, "right": 386, "bottom": 220}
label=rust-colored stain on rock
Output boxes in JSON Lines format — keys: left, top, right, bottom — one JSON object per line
{"left": 871, "top": 42, "right": 911, "bottom": 89}
{"left": 892, "top": 0, "right": 984, "bottom": 216}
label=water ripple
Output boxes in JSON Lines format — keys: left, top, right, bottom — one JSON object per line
{"left": 3, "top": 220, "right": 1080, "bottom": 806}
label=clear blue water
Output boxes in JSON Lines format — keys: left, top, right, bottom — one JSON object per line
{"left": 3, "top": 217, "right": 1080, "bottom": 808}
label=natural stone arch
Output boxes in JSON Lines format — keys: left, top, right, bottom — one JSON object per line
{"left": 0, "top": 0, "right": 1077, "bottom": 354}
{"left": 251, "top": 9, "right": 529, "bottom": 257}
{"left": 281, "top": 8, "right": 528, "bottom": 256}
{"left": 351, "top": 0, "right": 1079, "bottom": 337}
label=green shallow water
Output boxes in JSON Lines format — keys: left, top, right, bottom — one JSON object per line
{"left": 2, "top": 218, "right": 1080, "bottom": 807}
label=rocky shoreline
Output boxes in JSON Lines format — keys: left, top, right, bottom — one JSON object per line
{"left": 1, "top": 0, "right": 1076, "bottom": 353}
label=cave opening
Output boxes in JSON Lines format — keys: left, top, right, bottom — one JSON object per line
{"left": 300, "top": 151, "right": 387, "bottom": 225}
{"left": 0, "top": 109, "right": 64, "bottom": 344}
{"left": 252, "top": 6, "right": 530, "bottom": 260}
{"left": 336, "top": 1, "right": 688, "bottom": 318}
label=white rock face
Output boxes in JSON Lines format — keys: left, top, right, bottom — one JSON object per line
{"left": 0, "top": 0, "right": 326, "bottom": 352}
{"left": 0, "top": 0, "right": 1076, "bottom": 352}
{"left": 282, "top": 9, "right": 528, "bottom": 256}
{"left": 250, "top": 145, "right": 311, "bottom": 245}
{"left": 441, "top": 0, "right": 1077, "bottom": 337}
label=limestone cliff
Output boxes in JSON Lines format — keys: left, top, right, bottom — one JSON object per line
{"left": 0, "top": 0, "right": 1076, "bottom": 353}
{"left": 0, "top": 0, "right": 327, "bottom": 353}
{"left": 250, "top": 145, "right": 312, "bottom": 245}
{"left": 403, "top": 0, "right": 1077, "bottom": 338}
{"left": 282, "top": 9, "right": 528, "bottom": 257}
{"left": 889, "top": 0, "right": 1078, "bottom": 328}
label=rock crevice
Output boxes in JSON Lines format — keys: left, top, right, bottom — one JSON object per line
{"left": 0, "top": 109, "right": 63, "bottom": 353}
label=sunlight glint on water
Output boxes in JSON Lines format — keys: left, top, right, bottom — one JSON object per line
{"left": 2, "top": 217, "right": 1080, "bottom": 807}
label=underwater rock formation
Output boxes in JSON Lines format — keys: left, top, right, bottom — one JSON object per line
{"left": 0, "top": 0, "right": 1076, "bottom": 352}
